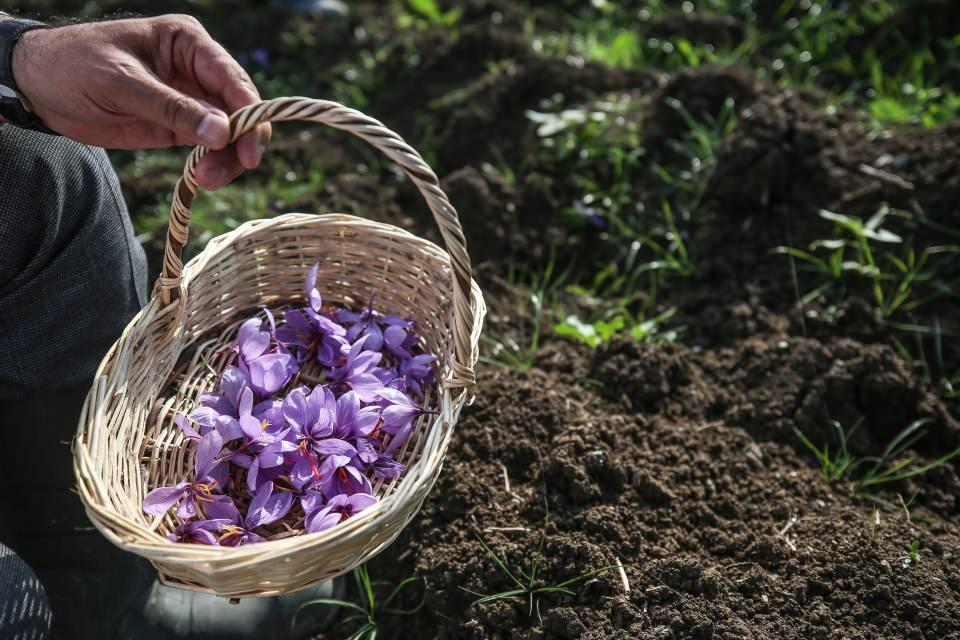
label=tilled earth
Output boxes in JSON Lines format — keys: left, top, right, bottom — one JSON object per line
{"left": 343, "top": 8, "right": 960, "bottom": 640}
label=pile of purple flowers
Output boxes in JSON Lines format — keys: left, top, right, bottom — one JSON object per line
{"left": 143, "top": 264, "right": 435, "bottom": 546}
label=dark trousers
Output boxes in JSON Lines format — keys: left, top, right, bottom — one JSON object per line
{"left": 0, "top": 124, "right": 149, "bottom": 639}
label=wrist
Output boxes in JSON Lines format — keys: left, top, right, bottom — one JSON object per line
{"left": 0, "top": 18, "right": 55, "bottom": 133}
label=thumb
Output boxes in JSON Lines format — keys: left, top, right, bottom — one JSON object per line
{"left": 138, "top": 75, "right": 231, "bottom": 148}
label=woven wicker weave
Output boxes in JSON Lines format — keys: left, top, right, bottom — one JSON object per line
{"left": 73, "top": 97, "right": 485, "bottom": 597}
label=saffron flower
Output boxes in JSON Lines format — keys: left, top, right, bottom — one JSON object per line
{"left": 206, "top": 486, "right": 291, "bottom": 547}
{"left": 397, "top": 353, "right": 434, "bottom": 398}
{"left": 143, "top": 430, "right": 230, "bottom": 519}
{"left": 376, "top": 387, "right": 435, "bottom": 453}
{"left": 217, "top": 388, "right": 294, "bottom": 492}
{"left": 168, "top": 518, "right": 230, "bottom": 545}
{"left": 319, "top": 454, "right": 371, "bottom": 497}
{"left": 305, "top": 493, "right": 377, "bottom": 533}
{"left": 277, "top": 264, "right": 347, "bottom": 366}
{"left": 326, "top": 336, "right": 387, "bottom": 401}
{"left": 236, "top": 311, "right": 297, "bottom": 397}
{"left": 198, "top": 366, "right": 252, "bottom": 418}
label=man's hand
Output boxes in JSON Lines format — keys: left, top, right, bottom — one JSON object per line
{"left": 11, "top": 15, "right": 271, "bottom": 190}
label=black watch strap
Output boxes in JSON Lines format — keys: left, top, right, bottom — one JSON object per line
{"left": 0, "top": 17, "right": 57, "bottom": 134}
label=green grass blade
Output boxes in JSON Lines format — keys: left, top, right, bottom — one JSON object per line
{"left": 471, "top": 589, "right": 528, "bottom": 605}
{"left": 473, "top": 531, "right": 526, "bottom": 589}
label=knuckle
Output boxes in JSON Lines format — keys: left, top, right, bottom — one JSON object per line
{"left": 162, "top": 94, "right": 194, "bottom": 126}
{"left": 171, "top": 14, "right": 204, "bottom": 30}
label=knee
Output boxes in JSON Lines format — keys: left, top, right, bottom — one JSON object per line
{"left": 0, "top": 127, "right": 126, "bottom": 286}
{"left": 0, "top": 544, "right": 52, "bottom": 639}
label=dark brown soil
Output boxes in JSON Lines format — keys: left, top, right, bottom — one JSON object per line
{"left": 359, "top": 337, "right": 960, "bottom": 640}
{"left": 320, "top": 16, "right": 960, "bottom": 640}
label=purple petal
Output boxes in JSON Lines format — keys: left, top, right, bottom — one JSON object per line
{"left": 306, "top": 263, "right": 322, "bottom": 311}
{"left": 256, "top": 444, "right": 286, "bottom": 469}
{"left": 313, "top": 438, "right": 357, "bottom": 457}
{"left": 305, "top": 505, "right": 340, "bottom": 532}
{"left": 246, "top": 482, "right": 292, "bottom": 528}
{"left": 253, "top": 398, "right": 285, "bottom": 431}
{"left": 356, "top": 437, "right": 380, "bottom": 465}
{"left": 384, "top": 325, "right": 412, "bottom": 358}
{"left": 204, "top": 496, "right": 241, "bottom": 523}
{"left": 346, "top": 493, "right": 378, "bottom": 513}
{"left": 239, "top": 414, "right": 265, "bottom": 440}
{"left": 246, "top": 457, "right": 262, "bottom": 493}
{"left": 347, "top": 373, "right": 387, "bottom": 403}
{"left": 143, "top": 484, "right": 188, "bottom": 516}
{"left": 231, "top": 452, "right": 254, "bottom": 469}
{"left": 382, "top": 404, "right": 419, "bottom": 428}
{"left": 195, "top": 430, "right": 225, "bottom": 478}
{"left": 290, "top": 455, "right": 318, "bottom": 488}
{"left": 300, "top": 490, "right": 324, "bottom": 515}
{"left": 239, "top": 387, "right": 254, "bottom": 418}
{"left": 175, "top": 415, "right": 201, "bottom": 441}
{"left": 363, "top": 323, "right": 384, "bottom": 352}
{"left": 282, "top": 387, "right": 313, "bottom": 433}
{"left": 216, "top": 416, "right": 244, "bottom": 441}
{"left": 238, "top": 321, "right": 271, "bottom": 360}
{"left": 247, "top": 353, "right": 295, "bottom": 397}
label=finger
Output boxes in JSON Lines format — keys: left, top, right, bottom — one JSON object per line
{"left": 237, "top": 123, "right": 272, "bottom": 170}
{"left": 196, "top": 147, "right": 245, "bottom": 190}
{"left": 125, "top": 70, "right": 232, "bottom": 148}
{"left": 175, "top": 29, "right": 272, "bottom": 167}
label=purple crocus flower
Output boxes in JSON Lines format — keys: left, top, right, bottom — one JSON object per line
{"left": 337, "top": 305, "right": 385, "bottom": 352}
{"left": 376, "top": 388, "right": 435, "bottom": 454}
{"left": 305, "top": 493, "right": 377, "bottom": 533}
{"left": 236, "top": 311, "right": 298, "bottom": 398}
{"left": 381, "top": 319, "right": 420, "bottom": 360}
{"left": 397, "top": 354, "right": 434, "bottom": 398}
{"left": 278, "top": 458, "right": 328, "bottom": 515}
{"left": 369, "top": 453, "right": 405, "bottom": 479}
{"left": 319, "top": 454, "right": 371, "bottom": 497}
{"left": 334, "top": 390, "right": 380, "bottom": 440}
{"left": 217, "top": 388, "right": 294, "bottom": 492}
{"left": 198, "top": 366, "right": 251, "bottom": 418}
{"left": 205, "top": 486, "right": 290, "bottom": 546}
{"left": 168, "top": 518, "right": 230, "bottom": 545}
{"left": 325, "top": 337, "right": 387, "bottom": 402}
{"left": 282, "top": 385, "right": 358, "bottom": 480}
{"left": 338, "top": 303, "right": 414, "bottom": 355}
{"left": 276, "top": 264, "right": 348, "bottom": 366}
{"left": 143, "top": 430, "right": 230, "bottom": 519}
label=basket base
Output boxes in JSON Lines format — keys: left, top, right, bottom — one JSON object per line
{"left": 119, "top": 564, "right": 346, "bottom": 638}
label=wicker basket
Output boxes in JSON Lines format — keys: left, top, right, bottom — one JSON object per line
{"left": 73, "top": 97, "right": 485, "bottom": 597}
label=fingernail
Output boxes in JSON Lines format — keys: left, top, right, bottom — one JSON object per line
{"left": 204, "top": 167, "right": 229, "bottom": 189}
{"left": 255, "top": 128, "right": 269, "bottom": 161}
{"left": 196, "top": 112, "right": 229, "bottom": 148}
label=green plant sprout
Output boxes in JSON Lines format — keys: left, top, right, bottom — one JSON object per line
{"left": 795, "top": 417, "right": 960, "bottom": 495}
{"left": 294, "top": 565, "right": 424, "bottom": 640}
{"left": 465, "top": 520, "right": 616, "bottom": 624}
{"left": 903, "top": 540, "right": 921, "bottom": 568}
{"left": 778, "top": 207, "right": 960, "bottom": 316}
{"left": 399, "top": 0, "right": 461, "bottom": 29}
{"left": 555, "top": 307, "right": 678, "bottom": 348}
{"left": 482, "top": 255, "right": 570, "bottom": 370}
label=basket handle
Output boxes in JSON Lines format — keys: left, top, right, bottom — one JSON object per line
{"left": 158, "top": 97, "right": 476, "bottom": 389}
